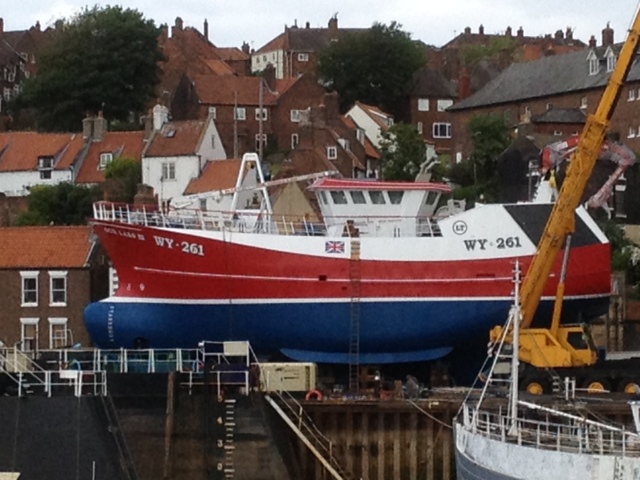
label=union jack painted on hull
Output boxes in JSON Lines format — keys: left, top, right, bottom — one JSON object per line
{"left": 84, "top": 155, "right": 612, "bottom": 364}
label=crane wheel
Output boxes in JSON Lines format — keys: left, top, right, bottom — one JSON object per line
{"left": 521, "top": 377, "right": 547, "bottom": 395}
{"left": 581, "top": 377, "right": 611, "bottom": 393}
{"left": 617, "top": 378, "right": 640, "bottom": 394}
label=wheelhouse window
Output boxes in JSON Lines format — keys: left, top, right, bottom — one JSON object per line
{"left": 49, "top": 271, "right": 68, "bottom": 306}
{"left": 21, "top": 271, "right": 39, "bottom": 306}
{"left": 330, "top": 191, "right": 348, "bottom": 204}
{"left": 425, "top": 191, "right": 439, "bottom": 205}
{"left": 388, "top": 191, "right": 404, "bottom": 204}
{"left": 369, "top": 191, "right": 386, "bottom": 205}
{"left": 350, "top": 191, "right": 366, "bottom": 204}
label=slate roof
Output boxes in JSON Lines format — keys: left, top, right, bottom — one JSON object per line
{"left": 532, "top": 108, "right": 587, "bottom": 124}
{"left": 183, "top": 159, "right": 241, "bottom": 194}
{"left": 0, "top": 226, "right": 95, "bottom": 268}
{"left": 76, "top": 131, "right": 146, "bottom": 184}
{"left": 411, "top": 68, "right": 457, "bottom": 97}
{"left": 0, "top": 132, "right": 85, "bottom": 172}
{"left": 145, "top": 120, "right": 206, "bottom": 157}
{"left": 450, "top": 44, "right": 637, "bottom": 110}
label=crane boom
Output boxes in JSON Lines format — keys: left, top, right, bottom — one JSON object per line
{"left": 519, "top": 11, "right": 640, "bottom": 329}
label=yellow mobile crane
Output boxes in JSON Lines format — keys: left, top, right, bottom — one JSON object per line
{"left": 490, "top": 8, "right": 640, "bottom": 395}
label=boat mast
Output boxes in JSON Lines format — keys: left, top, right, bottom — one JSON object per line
{"left": 509, "top": 262, "right": 521, "bottom": 431}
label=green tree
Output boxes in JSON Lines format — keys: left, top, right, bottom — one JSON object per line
{"left": 318, "top": 22, "right": 426, "bottom": 112}
{"left": 16, "top": 6, "right": 162, "bottom": 132}
{"left": 15, "top": 183, "right": 102, "bottom": 225}
{"left": 379, "top": 123, "right": 426, "bottom": 180}
{"left": 104, "top": 156, "right": 142, "bottom": 203}
{"left": 466, "top": 114, "right": 512, "bottom": 202}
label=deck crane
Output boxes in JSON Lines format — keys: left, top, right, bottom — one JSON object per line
{"left": 490, "top": 7, "right": 640, "bottom": 394}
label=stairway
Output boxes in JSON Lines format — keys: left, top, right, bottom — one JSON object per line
{"left": 348, "top": 238, "right": 361, "bottom": 393}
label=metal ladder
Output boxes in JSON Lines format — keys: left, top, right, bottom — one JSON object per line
{"left": 348, "top": 238, "right": 361, "bottom": 393}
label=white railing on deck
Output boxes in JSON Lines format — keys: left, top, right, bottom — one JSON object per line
{"left": 462, "top": 403, "right": 640, "bottom": 457}
{"left": 92, "top": 201, "right": 444, "bottom": 238}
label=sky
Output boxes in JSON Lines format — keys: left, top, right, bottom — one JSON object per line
{"left": 5, "top": 0, "right": 640, "bottom": 51}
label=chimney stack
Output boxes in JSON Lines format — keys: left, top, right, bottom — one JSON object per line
{"left": 153, "top": 103, "right": 169, "bottom": 131}
{"left": 458, "top": 67, "right": 472, "bottom": 100}
{"left": 517, "top": 26, "right": 524, "bottom": 38}
{"left": 479, "top": 24, "right": 484, "bottom": 35}
{"left": 566, "top": 27, "right": 573, "bottom": 41}
{"left": 602, "top": 22, "right": 614, "bottom": 47}
{"left": 263, "top": 63, "right": 276, "bottom": 92}
{"left": 0, "top": 18, "right": 4, "bottom": 36}
{"left": 204, "top": 19, "right": 208, "bottom": 40}
{"left": 589, "top": 35, "right": 597, "bottom": 48}
{"left": 172, "top": 17, "right": 183, "bottom": 37}
{"left": 94, "top": 111, "right": 107, "bottom": 142}
{"left": 505, "top": 26, "right": 512, "bottom": 37}
{"left": 82, "top": 114, "right": 93, "bottom": 139}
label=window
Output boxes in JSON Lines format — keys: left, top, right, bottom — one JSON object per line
{"left": 162, "top": 162, "right": 176, "bottom": 180}
{"left": 338, "top": 138, "right": 350, "bottom": 151}
{"left": 234, "top": 107, "right": 246, "bottom": 120}
{"left": 629, "top": 90, "right": 636, "bottom": 102}
{"left": 291, "top": 133, "right": 299, "bottom": 149}
{"left": 417, "top": 99, "right": 429, "bottom": 111}
{"left": 524, "top": 106, "right": 531, "bottom": 114}
{"left": 20, "top": 318, "right": 39, "bottom": 352}
{"left": 319, "top": 191, "right": 328, "bottom": 204}
{"left": 255, "top": 108, "right": 268, "bottom": 121}
{"left": 329, "top": 191, "right": 348, "bottom": 204}
{"left": 432, "top": 123, "right": 451, "bottom": 138}
{"left": 581, "top": 97, "right": 588, "bottom": 109}
{"left": 211, "top": 135, "right": 216, "bottom": 149}
{"left": 208, "top": 106, "right": 217, "bottom": 119}
{"left": 49, "top": 271, "right": 68, "bottom": 306}
{"left": 255, "top": 134, "right": 267, "bottom": 150}
{"left": 369, "top": 191, "right": 386, "bottom": 205}
{"left": 553, "top": 130, "right": 563, "bottom": 136}
{"left": 437, "top": 99, "right": 453, "bottom": 112}
{"left": 49, "top": 317, "right": 70, "bottom": 349}
{"left": 327, "top": 146, "right": 337, "bottom": 160}
{"left": 99, "top": 152, "right": 113, "bottom": 170}
{"left": 298, "top": 53, "right": 309, "bottom": 62}
{"left": 388, "top": 191, "right": 404, "bottom": 204}
{"left": 350, "top": 191, "right": 367, "bottom": 204}
{"left": 417, "top": 122, "right": 423, "bottom": 134}
{"left": 607, "top": 53, "right": 616, "bottom": 72}
{"left": 637, "top": 88, "right": 640, "bottom": 100}
{"left": 21, "top": 271, "right": 39, "bottom": 306}
{"left": 290, "top": 109, "right": 301, "bottom": 122}
{"left": 629, "top": 127, "right": 636, "bottom": 138}
{"left": 546, "top": 102, "right": 553, "bottom": 110}
{"left": 356, "top": 128, "right": 365, "bottom": 144}
{"left": 588, "top": 52, "right": 599, "bottom": 76}
{"left": 4, "top": 86, "right": 13, "bottom": 99}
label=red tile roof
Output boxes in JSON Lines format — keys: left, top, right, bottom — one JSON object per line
{"left": 76, "top": 131, "right": 146, "bottom": 184}
{"left": 193, "top": 75, "right": 281, "bottom": 105}
{"left": 184, "top": 159, "right": 242, "bottom": 194}
{"left": 0, "top": 226, "right": 95, "bottom": 268}
{"left": 145, "top": 120, "right": 206, "bottom": 157}
{"left": 202, "top": 59, "right": 236, "bottom": 76}
{"left": 215, "top": 47, "right": 250, "bottom": 61}
{"left": 0, "top": 132, "right": 85, "bottom": 172}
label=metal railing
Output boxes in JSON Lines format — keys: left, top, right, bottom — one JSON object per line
{"left": 93, "top": 201, "right": 444, "bottom": 238}
{"left": 461, "top": 403, "right": 640, "bottom": 457}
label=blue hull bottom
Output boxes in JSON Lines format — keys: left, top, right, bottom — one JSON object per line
{"left": 84, "top": 296, "right": 608, "bottom": 364}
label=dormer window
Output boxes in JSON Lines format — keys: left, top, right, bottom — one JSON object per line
{"left": 327, "top": 146, "right": 338, "bottom": 160}
{"left": 38, "top": 156, "right": 54, "bottom": 180}
{"left": 580, "top": 97, "right": 588, "bottom": 109}
{"left": 604, "top": 46, "right": 616, "bottom": 72}
{"left": 629, "top": 89, "right": 636, "bottom": 102}
{"left": 99, "top": 152, "right": 113, "bottom": 170}
{"left": 587, "top": 50, "right": 599, "bottom": 76}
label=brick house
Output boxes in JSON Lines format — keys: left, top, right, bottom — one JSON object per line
{"left": 0, "top": 226, "right": 109, "bottom": 351}
{"left": 448, "top": 26, "right": 640, "bottom": 161}
{"left": 174, "top": 67, "right": 327, "bottom": 158}
{"left": 251, "top": 16, "right": 366, "bottom": 79}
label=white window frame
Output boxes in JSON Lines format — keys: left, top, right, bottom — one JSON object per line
{"left": 49, "top": 270, "right": 68, "bottom": 306}
{"left": 417, "top": 122, "right": 423, "bottom": 134}
{"left": 417, "top": 99, "right": 429, "bottom": 111}
{"left": 20, "top": 271, "right": 39, "bottom": 307}
{"left": 234, "top": 107, "right": 246, "bottom": 121}
{"left": 629, "top": 126, "right": 636, "bottom": 138}
{"left": 255, "top": 108, "right": 268, "bottom": 121}
{"left": 437, "top": 99, "right": 453, "bottom": 112}
{"left": 208, "top": 106, "right": 217, "bottom": 119}
{"left": 255, "top": 134, "right": 267, "bottom": 151}
{"left": 291, "top": 133, "right": 299, "bottom": 149}
{"left": 49, "top": 317, "right": 70, "bottom": 349}
{"left": 432, "top": 123, "right": 452, "bottom": 139}
{"left": 553, "top": 130, "right": 563, "bottom": 136}
{"left": 99, "top": 152, "right": 113, "bottom": 170}
{"left": 290, "top": 109, "right": 301, "bottom": 122}
{"left": 580, "top": 97, "right": 588, "bottom": 109}
{"left": 629, "top": 90, "right": 636, "bottom": 102}
{"left": 327, "top": 146, "right": 338, "bottom": 160}
{"left": 20, "top": 317, "right": 39, "bottom": 352}
{"left": 3, "top": 87, "right": 10, "bottom": 100}
{"left": 588, "top": 56, "right": 599, "bottom": 76}
{"left": 162, "top": 162, "right": 176, "bottom": 181}
{"left": 607, "top": 53, "right": 616, "bottom": 72}
{"left": 297, "top": 53, "right": 309, "bottom": 62}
